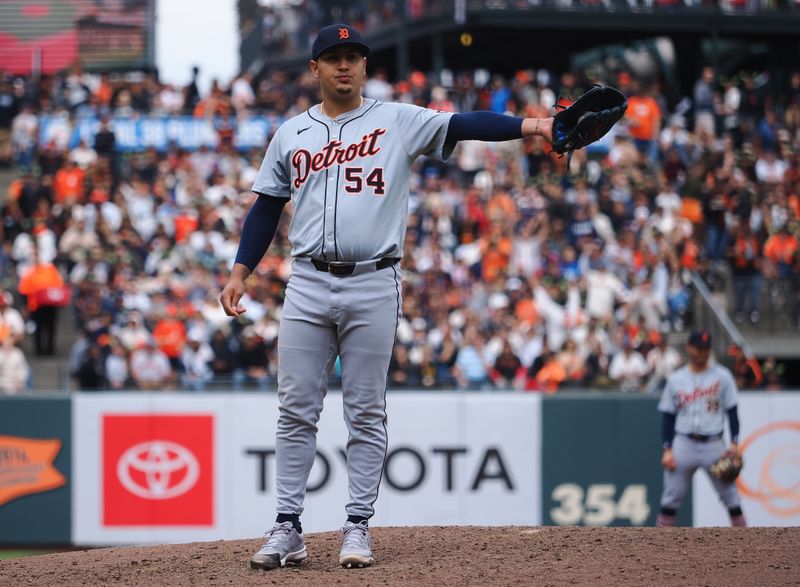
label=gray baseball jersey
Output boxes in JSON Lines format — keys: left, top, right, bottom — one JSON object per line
{"left": 252, "top": 98, "right": 454, "bottom": 262}
{"left": 657, "top": 363, "right": 738, "bottom": 436}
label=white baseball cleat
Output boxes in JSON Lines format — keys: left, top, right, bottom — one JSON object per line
{"left": 339, "top": 520, "right": 373, "bottom": 568}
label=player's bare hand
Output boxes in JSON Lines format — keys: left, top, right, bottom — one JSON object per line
{"left": 728, "top": 443, "right": 740, "bottom": 458}
{"left": 220, "top": 277, "right": 247, "bottom": 317}
{"left": 661, "top": 448, "right": 676, "bottom": 471}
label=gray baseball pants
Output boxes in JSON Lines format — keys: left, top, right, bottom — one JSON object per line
{"left": 660, "top": 434, "right": 741, "bottom": 510}
{"left": 275, "top": 258, "right": 401, "bottom": 519}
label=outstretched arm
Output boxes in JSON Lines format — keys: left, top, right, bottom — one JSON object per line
{"left": 445, "top": 111, "right": 553, "bottom": 144}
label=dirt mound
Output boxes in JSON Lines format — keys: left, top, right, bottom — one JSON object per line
{"left": 0, "top": 526, "right": 797, "bottom": 586}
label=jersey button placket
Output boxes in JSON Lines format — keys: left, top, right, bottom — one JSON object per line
{"left": 326, "top": 122, "right": 338, "bottom": 258}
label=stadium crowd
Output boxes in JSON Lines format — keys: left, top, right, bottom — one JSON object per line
{"left": 0, "top": 60, "right": 798, "bottom": 393}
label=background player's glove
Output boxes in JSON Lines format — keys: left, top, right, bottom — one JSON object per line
{"left": 710, "top": 450, "right": 744, "bottom": 483}
{"left": 551, "top": 84, "right": 628, "bottom": 170}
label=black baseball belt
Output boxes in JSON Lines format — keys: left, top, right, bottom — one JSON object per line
{"left": 310, "top": 257, "right": 400, "bottom": 277}
{"left": 684, "top": 433, "right": 723, "bottom": 442}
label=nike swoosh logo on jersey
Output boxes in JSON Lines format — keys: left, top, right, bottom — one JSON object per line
{"left": 297, "top": 127, "right": 311, "bottom": 135}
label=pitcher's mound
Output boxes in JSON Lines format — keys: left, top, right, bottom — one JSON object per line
{"left": 1, "top": 526, "right": 797, "bottom": 586}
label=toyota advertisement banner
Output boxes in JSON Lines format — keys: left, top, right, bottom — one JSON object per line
{"left": 72, "top": 393, "right": 541, "bottom": 545}
{"left": 692, "top": 393, "right": 800, "bottom": 527}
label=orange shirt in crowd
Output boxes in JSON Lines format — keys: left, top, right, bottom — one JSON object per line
{"left": 680, "top": 197, "right": 704, "bottom": 224}
{"left": 95, "top": 81, "right": 113, "bottom": 105}
{"left": 764, "top": 233, "right": 799, "bottom": 264}
{"left": 7, "top": 178, "right": 23, "bottom": 202}
{"left": 680, "top": 239, "right": 700, "bottom": 270}
{"left": 788, "top": 194, "right": 800, "bottom": 218}
{"left": 152, "top": 318, "right": 187, "bottom": 359}
{"left": 487, "top": 191, "right": 516, "bottom": 219}
{"left": 515, "top": 298, "right": 539, "bottom": 325}
{"left": 54, "top": 167, "right": 84, "bottom": 203}
{"left": 174, "top": 214, "right": 199, "bottom": 243}
{"left": 18, "top": 262, "right": 65, "bottom": 312}
{"left": 626, "top": 95, "right": 661, "bottom": 141}
{"left": 480, "top": 236, "right": 513, "bottom": 282}
{"left": 193, "top": 96, "right": 231, "bottom": 118}
{"left": 535, "top": 358, "right": 565, "bottom": 393}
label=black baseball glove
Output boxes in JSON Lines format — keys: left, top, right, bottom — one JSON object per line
{"left": 551, "top": 84, "right": 628, "bottom": 170}
{"left": 710, "top": 450, "right": 744, "bottom": 484}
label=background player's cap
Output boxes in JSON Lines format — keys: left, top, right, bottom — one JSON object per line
{"left": 687, "top": 330, "right": 712, "bottom": 349}
{"left": 311, "top": 24, "right": 370, "bottom": 60}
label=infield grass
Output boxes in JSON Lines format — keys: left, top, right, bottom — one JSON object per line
{"left": 0, "top": 550, "right": 52, "bottom": 560}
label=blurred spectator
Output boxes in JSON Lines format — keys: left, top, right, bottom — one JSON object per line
{"left": 763, "top": 226, "right": 798, "bottom": 279}
{"left": 18, "top": 250, "right": 66, "bottom": 356}
{"left": 645, "top": 333, "right": 682, "bottom": 392}
{"left": 152, "top": 308, "right": 188, "bottom": 370}
{"left": 529, "top": 345, "right": 565, "bottom": 393}
{"left": 491, "top": 339, "right": 523, "bottom": 388}
{"left": 180, "top": 333, "right": 214, "bottom": 391}
{"left": 129, "top": 339, "right": 173, "bottom": 390}
{"left": 209, "top": 328, "right": 237, "bottom": 381}
{"left": 454, "top": 328, "right": 490, "bottom": 390}
{"left": 183, "top": 66, "right": 202, "bottom": 114}
{"left": 116, "top": 313, "right": 151, "bottom": 352}
{"left": 585, "top": 260, "right": 628, "bottom": 322}
{"left": 105, "top": 342, "right": 129, "bottom": 390}
{"left": 583, "top": 339, "right": 612, "bottom": 387}
{"left": 729, "top": 344, "right": 764, "bottom": 390}
{"left": 435, "top": 327, "right": 459, "bottom": 388}
{"left": 11, "top": 103, "right": 37, "bottom": 169}
{"left": 556, "top": 339, "right": 585, "bottom": 387}
{"left": 364, "top": 68, "right": 393, "bottom": 102}
{"left": 0, "top": 291, "right": 25, "bottom": 346}
{"left": 235, "top": 326, "right": 270, "bottom": 389}
{"left": 693, "top": 67, "right": 716, "bottom": 138}
{"left": 231, "top": 72, "right": 256, "bottom": 115}
{"left": 75, "top": 343, "right": 106, "bottom": 390}
{"left": 0, "top": 338, "right": 30, "bottom": 393}
{"left": 761, "top": 356, "right": 784, "bottom": 391}
{"left": 609, "top": 338, "right": 648, "bottom": 391}
{"left": 0, "top": 79, "right": 17, "bottom": 166}
{"left": 625, "top": 82, "right": 661, "bottom": 163}
{"left": 729, "top": 223, "right": 762, "bottom": 324}
{"left": 389, "top": 345, "right": 421, "bottom": 387}
{"left": 69, "top": 139, "right": 97, "bottom": 170}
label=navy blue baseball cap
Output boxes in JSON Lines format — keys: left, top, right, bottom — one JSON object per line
{"left": 687, "top": 330, "right": 712, "bottom": 349}
{"left": 311, "top": 24, "right": 370, "bottom": 60}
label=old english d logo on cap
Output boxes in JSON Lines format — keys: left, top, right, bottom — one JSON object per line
{"left": 311, "top": 23, "right": 370, "bottom": 60}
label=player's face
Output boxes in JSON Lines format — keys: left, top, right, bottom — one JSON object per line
{"left": 311, "top": 47, "right": 366, "bottom": 98}
{"left": 687, "top": 344, "right": 711, "bottom": 368}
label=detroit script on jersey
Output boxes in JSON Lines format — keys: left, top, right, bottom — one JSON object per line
{"left": 291, "top": 128, "right": 387, "bottom": 188}
{"left": 675, "top": 381, "right": 722, "bottom": 411}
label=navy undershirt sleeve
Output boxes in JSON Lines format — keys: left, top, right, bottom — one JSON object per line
{"left": 234, "top": 194, "right": 288, "bottom": 271}
{"left": 445, "top": 111, "right": 525, "bottom": 143}
{"left": 727, "top": 406, "right": 740, "bottom": 443}
{"left": 662, "top": 412, "right": 676, "bottom": 449}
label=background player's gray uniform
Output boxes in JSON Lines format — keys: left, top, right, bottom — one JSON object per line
{"left": 253, "top": 99, "right": 453, "bottom": 519}
{"left": 657, "top": 363, "right": 741, "bottom": 510}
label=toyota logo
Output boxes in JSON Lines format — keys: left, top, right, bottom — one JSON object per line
{"left": 117, "top": 440, "right": 200, "bottom": 500}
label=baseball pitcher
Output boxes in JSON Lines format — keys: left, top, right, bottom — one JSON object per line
{"left": 220, "top": 23, "right": 624, "bottom": 570}
{"left": 656, "top": 330, "right": 746, "bottom": 527}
